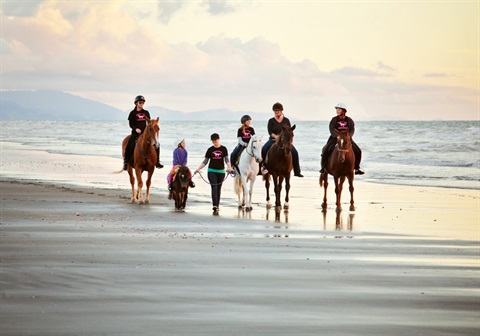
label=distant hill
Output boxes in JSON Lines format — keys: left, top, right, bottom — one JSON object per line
{"left": 0, "top": 90, "right": 270, "bottom": 121}
{"left": 0, "top": 90, "right": 125, "bottom": 120}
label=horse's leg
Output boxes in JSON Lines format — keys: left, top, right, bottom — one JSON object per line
{"left": 241, "top": 175, "right": 247, "bottom": 208}
{"left": 265, "top": 174, "right": 271, "bottom": 208}
{"left": 321, "top": 172, "right": 328, "bottom": 210}
{"left": 284, "top": 175, "right": 290, "bottom": 210}
{"left": 335, "top": 176, "right": 345, "bottom": 212}
{"left": 182, "top": 191, "right": 187, "bottom": 210}
{"left": 127, "top": 168, "right": 137, "bottom": 203}
{"left": 145, "top": 170, "right": 153, "bottom": 204}
{"left": 274, "top": 175, "right": 283, "bottom": 208}
{"left": 348, "top": 173, "right": 355, "bottom": 211}
{"left": 246, "top": 176, "right": 255, "bottom": 211}
{"left": 135, "top": 169, "right": 144, "bottom": 204}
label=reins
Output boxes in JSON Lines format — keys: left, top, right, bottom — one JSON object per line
{"left": 194, "top": 170, "right": 235, "bottom": 186}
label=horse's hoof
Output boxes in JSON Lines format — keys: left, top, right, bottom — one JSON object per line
{"left": 246, "top": 207, "right": 252, "bottom": 212}
{"left": 336, "top": 207, "right": 342, "bottom": 213}
{"left": 349, "top": 205, "right": 356, "bottom": 211}
{"left": 238, "top": 205, "right": 243, "bottom": 209}
{"left": 284, "top": 203, "right": 289, "bottom": 210}
{"left": 321, "top": 203, "right": 327, "bottom": 210}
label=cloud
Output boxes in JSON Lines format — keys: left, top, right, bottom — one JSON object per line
{"left": 331, "top": 66, "right": 391, "bottom": 77}
{"left": 1, "top": 1, "right": 477, "bottom": 121}
{"left": 1, "top": 0, "right": 45, "bottom": 17}
{"left": 156, "top": 0, "right": 184, "bottom": 24}
{"left": 424, "top": 72, "right": 449, "bottom": 78}
{"left": 202, "top": 0, "right": 236, "bottom": 15}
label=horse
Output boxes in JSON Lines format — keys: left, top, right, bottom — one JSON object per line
{"left": 263, "top": 124, "right": 296, "bottom": 209}
{"left": 121, "top": 117, "right": 159, "bottom": 204}
{"left": 170, "top": 165, "right": 192, "bottom": 211}
{"left": 319, "top": 128, "right": 355, "bottom": 212}
{"left": 233, "top": 134, "right": 263, "bottom": 211}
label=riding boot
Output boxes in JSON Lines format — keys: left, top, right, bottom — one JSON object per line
{"left": 155, "top": 147, "right": 164, "bottom": 169}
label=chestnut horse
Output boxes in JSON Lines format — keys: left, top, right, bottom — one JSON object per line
{"left": 170, "top": 165, "right": 192, "bottom": 211}
{"left": 264, "top": 124, "right": 296, "bottom": 208}
{"left": 319, "top": 128, "right": 355, "bottom": 212}
{"left": 121, "top": 117, "right": 159, "bottom": 204}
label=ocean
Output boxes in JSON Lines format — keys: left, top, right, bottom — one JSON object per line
{"left": 0, "top": 120, "right": 479, "bottom": 190}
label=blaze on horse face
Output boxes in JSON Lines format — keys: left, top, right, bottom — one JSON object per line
{"left": 145, "top": 117, "right": 160, "bottom": 148}
{"left": 334, "top": 128, "right": 351, "bottom": 164}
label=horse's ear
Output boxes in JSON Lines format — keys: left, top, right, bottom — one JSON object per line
{"left": 155, "top": 117, "right": 159, "bottom": 122}
{"left": 291, "top": 124, "right": 296, "bottom": 131}
{"left": 146, "top": 117, "right": 151, "bottom": 123}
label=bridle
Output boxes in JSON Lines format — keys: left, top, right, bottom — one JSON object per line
{"left": 135, "top": 124, "right": 158, "bottom": 159}
{"left": 245, "top": 137, "right": 262, "bottom": 162}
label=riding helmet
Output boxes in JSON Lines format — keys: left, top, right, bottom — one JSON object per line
{"left": 335, "top": 103, "right": 347, "bottom": 112}
{"left": 241, "top": 115, "right": 251, "bottom": 124}
{"left": 210, "top": 133, "right": 220, "bottom": 141}
{"left": 272, "top": 102, "right": 283, "bottom": 111}
{"left": 175, "top": 138, "right": 185, "bottom": 147}
{"left": 134, "top": 95, "right": 146, "bottom": 104}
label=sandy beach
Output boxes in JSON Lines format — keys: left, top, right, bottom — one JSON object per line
{"left": 1, "top": 147, "right": 479, "bottom": 335}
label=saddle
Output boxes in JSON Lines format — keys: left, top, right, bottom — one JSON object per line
{"left": 169, "top": 165, "right": 182, "bottom": 182}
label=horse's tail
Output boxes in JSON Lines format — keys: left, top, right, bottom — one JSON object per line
{"left": 319, "top": 171, "right": 325, "bottom": 187}
{"left": 233, "top": 174, "right": 242, "bottom": 195}
{"left": 113, "top": 169, "right": 124, "bottom": 174}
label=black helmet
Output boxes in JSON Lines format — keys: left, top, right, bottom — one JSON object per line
{"left": 241, "top": 115, "right": 251, "bottom": 124}
{"left": 134, "top": 95, "right": 145, "bottom": 104}
{"left": 272, "top": 102, "right": 283, "bottom": 111}
{"left": 210, "top": 133, "right": 220, "bottom": 140}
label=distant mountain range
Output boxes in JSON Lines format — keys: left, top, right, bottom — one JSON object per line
{"left": 0, "top": 90, "right": 270, "bottom": 121}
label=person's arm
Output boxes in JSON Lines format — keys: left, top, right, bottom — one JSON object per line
{"left": 224, "top": 156, "right": 233, "bottom": 173}
{"left": 194, "top": 158, "right": 209, "bottom": 174}
{"left": 329, "top": 117, "right": 337, "bottom": 137}
{"left": 348, "top": 118, "right": 355, "bottom": 137}
{"left": 267, "top": 119, "right": 277, "bottom": 139}
{"left": 237, "top": 137, "right": 247, "bottom": 146}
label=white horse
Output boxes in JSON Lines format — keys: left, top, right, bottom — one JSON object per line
{"left": 233, "top": 135, "right": 263, "bottom": 211}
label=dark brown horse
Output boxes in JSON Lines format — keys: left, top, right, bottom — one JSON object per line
{"left": 170, "top": 165, "right": 192, "bottom": 211}
{"left": 264, "top": 124, "right": 296, "bottom": 208}
{"left": 319, "top": 128, "right": 355, "bottom": 212}
{"left": 121, "top": 117, "right": 159, "bottom": 204}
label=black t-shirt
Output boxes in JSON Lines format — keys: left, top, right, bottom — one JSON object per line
{"left": 329, "top": 116, "right": 355, "bottom": 138}
{"left": 237, "top": 126, "right": 255, "bottom": 143}
{"left": 204, "top": 145, "right": 229, "bottom": 170}
{"left": 128, "top": 109, "right": 151, "bottom": 132}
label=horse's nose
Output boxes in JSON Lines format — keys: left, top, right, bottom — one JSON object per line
{"left": 256, "top": 158, "right": 262, "bottom": 163}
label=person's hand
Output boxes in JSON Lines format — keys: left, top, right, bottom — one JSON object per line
{"left": 136, "top": 128, "right": 142, "bottom": 134}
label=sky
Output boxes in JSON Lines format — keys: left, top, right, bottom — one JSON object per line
{"left": 1, "top": 0, "right": 479, "bottom": 120}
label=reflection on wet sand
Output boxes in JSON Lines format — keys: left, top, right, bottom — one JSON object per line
{"left": 265, "top": 206, "right": 289, "bottom": 223}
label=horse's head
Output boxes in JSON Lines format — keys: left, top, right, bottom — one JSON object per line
{"left": 248, "top": 135, "right": 263, "bottom": 163}
{"left": 276, "top": 124, "right": 295, "bottom": 155}
{"left": 176, "top": 166, "right": 191, "bottom": 188}
{"left": 144, "top": 117, "right": 160, "bottom": 148}
{"left": 335, "top": 128, "right": 352, "bottom": 163}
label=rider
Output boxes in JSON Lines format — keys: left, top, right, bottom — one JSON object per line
{"left": 167, "top": 138, "right": 195, "bottom": 198}
{"left": 123, "top": 95, "right": 163, "bottom": 171}
{"left": 230, "top": 115, "right": 255, "bottom": 168}
{"left": 261, "top": 102, "right": 303, "bottom": 177}
{"left": 320, "top": 103, "right": 365, "bottom": 175}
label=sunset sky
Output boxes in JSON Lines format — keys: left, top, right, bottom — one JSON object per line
{"left": 1, "top": 0, "right": 479, "bottom": 120}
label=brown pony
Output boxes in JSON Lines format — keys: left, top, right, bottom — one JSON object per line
{"left": 170, "top": 165, "right": 192, "bottom": 211}
{"left": 319, "top": 128, "right": 355, "bottom": 212}
{"left": 121, "top": 117, "right": 159, "bottom": 204}
{"left": 264, "top": 124, "right": 296, "bottom": 208}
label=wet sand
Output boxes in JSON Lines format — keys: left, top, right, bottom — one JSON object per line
{"left": 0, "top": 146, "right": 479, "bottom": 335}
